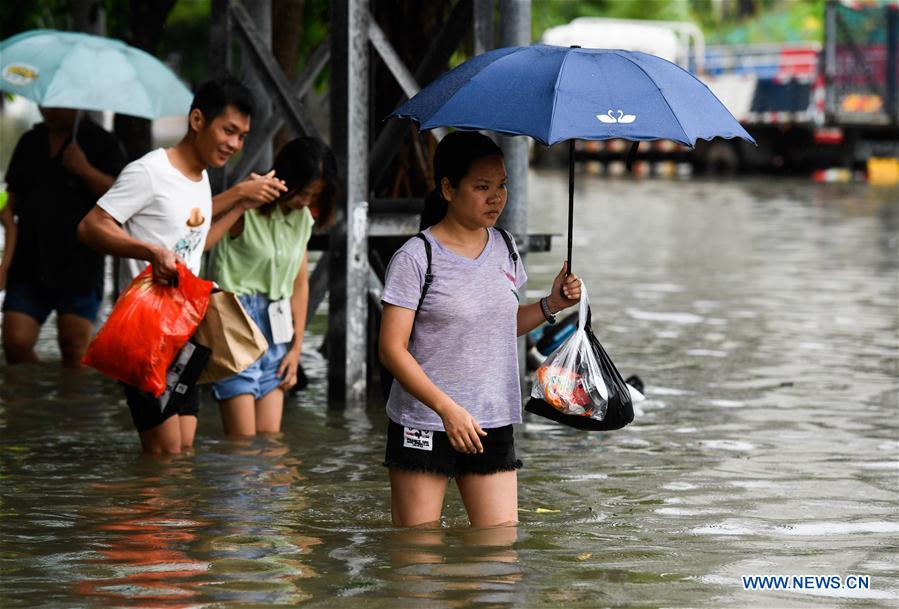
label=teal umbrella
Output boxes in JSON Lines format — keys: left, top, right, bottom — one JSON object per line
{"left": 0, "top": 29, "right": 192, "bottom": 119}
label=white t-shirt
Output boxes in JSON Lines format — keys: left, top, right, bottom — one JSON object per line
{"left": 97, "top": 148, "right": 212, "bottom": 289}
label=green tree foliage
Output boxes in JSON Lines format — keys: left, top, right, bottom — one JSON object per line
{"left": 705, "top": 0, "right": 825, "bottom": 44}
{"left": 531, "top": 0, "right": 826, "bottom": 44}
{"left": 1, "top": 0, "right": 72, "bottom": 38}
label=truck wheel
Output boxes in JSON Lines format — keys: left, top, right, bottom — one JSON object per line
{"left": 702, "top": 141, "right": 740, "bottom": 175}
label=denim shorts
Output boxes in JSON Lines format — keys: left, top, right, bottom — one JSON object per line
{"left": 383, "top": 419, "right": 522, "bottom": 477}
{"left": 211, "top": 293, "right": 288, "bottom": 401}
{"left": 3, "top": 280, "right": 102, "bottom": 324}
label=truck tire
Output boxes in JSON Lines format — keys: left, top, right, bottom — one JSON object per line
{"left": 701, "top": 140, "right": 741, "bottom": 175}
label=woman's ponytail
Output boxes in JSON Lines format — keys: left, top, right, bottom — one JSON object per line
{"left": 419, "top": 188, "right": 448, "bottom": 230}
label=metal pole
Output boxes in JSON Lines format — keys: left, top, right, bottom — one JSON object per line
{"left": 887, "top": 4, "right": 898, "bottom": 124}
{"left": 474, "top": 0, "right": 495, "bottom": 56}
{"left": 329, "top": 0, "right": 370, "bottom": 407}
{"left": 498, "top": 0, "right": 530, "bottom": 252}
{"left": 824, "top": 0, "right": 838, "bottom": 121}
{"left": 241, "top": 0, "right": 273, "bottom": 171}
{"left": 499, "top": 0, "right": 531, "bottom": 399}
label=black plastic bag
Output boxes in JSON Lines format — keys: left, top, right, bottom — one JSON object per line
{"left": 525, "top": 282, "right": 634, "bottom": 431}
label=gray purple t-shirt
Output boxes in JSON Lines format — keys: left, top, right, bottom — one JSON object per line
{"left": 381, "top": 227, "right": 528, "bottom": 431}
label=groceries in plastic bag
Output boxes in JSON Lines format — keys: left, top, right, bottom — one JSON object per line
{"left": 526, "top": 281, "right": 634, "bottom": 431}
{"left": 83, "top": 263, "right": 214, "bottom": 396}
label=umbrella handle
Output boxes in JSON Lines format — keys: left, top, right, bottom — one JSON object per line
{"left": 566, "top": 139, "right": 575, "bottom": 278}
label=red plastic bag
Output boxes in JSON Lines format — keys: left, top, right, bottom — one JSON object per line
{"left": 83, "top": 264, "right": 214, "bottom": 396}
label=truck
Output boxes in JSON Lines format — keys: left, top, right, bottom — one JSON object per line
{"left": 697, "top": 0, "right": 899, "bottom": 173}
{"left": 536, "top": 1, "right": 899, "bottom": 175}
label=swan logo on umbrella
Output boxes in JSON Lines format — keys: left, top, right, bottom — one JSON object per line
{"left": 2, "top": 63, "right": 39, "bottom": 85}
{"left": 597, "top": 110, "right": 636, "bottom": 124}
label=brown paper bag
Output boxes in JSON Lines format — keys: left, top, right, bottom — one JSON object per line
{"left": 193, "top": 291, "right": 269, "bottom": 384}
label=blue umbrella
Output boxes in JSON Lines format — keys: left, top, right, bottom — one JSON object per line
{"left": 0, "top": 29, "right": 192, "bottom": 119}
{"left": 391, "top": 44, "right": 755, "bottom": 272}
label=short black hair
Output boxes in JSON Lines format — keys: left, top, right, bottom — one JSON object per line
{"left": 190, "top": 77, "right": 254, "bottom": 122}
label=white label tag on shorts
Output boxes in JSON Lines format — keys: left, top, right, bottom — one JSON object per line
{"left": 268, "top": 298, "right": 294, "bottom": 344}
{"left": 403, "top": 427, "right": 433, "bottom": 451}
{"left": 158, "top": 342, "right": 195, "bottom": 411}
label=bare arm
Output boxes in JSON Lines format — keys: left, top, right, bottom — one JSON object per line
{"left": 379, "top": 304, "right": 486, "bottom": 453}
{"left": 77, "top": 206, "right": 178, "bottom": 283}
{"left": 62, "top": 142, "right": 115, "bottom": 197}
{"left": 517, "top": 301, "right": 552, "bottom": 336}
{"left": 277, "top": 251, "right": 310, "bottom": 389}
{"left": 516, "top": 262, "right": 581, "bottom": 335}
{"left": 0, "top": 195, "right": 16, "bottom": 290}
{"left": 204, "top": 201, "right": 248, "bottom": 251}
{"left": 207, "top": 171, "right": 289, "bottom": 250}
{"left": 211, "top": 170, "right": 287, "bottom": 216}
{"left": 289, "top": 251, "right": 310, "bottom": 356}
{"left": 211, "top": 181, "right": 246, "bottom": 217}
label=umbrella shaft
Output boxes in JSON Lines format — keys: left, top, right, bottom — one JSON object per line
{"left": 567, "top": 139, "right": 575, "bottom": 276}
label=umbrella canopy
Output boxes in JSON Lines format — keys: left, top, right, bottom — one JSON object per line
{"left": 0, "top": 29, "right": 192, "bottom": 119}
{"left": 392, "top": 44, "right": 754, "bottom": 147}
{"left": 390, "top": 44, "right": 755, "bottom": 272}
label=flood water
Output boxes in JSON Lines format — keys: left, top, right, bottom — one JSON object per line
{"left": 1, "top": 173, "right": 897, "bottom": 608}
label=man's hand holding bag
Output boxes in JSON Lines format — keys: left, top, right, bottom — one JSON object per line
{"left": 83, "top": 263, "right": 214, "bottom": 396}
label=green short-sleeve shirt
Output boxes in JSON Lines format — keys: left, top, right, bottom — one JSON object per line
{"left": 208, "top": 205, "right": 314, "bottom": 300}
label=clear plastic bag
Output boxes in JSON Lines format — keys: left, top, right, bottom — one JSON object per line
{"left": 531, "top": 280, "right": 609, "bottom": 421}
{"left": 527, "top": 280, "right": 634, "bottom": 430}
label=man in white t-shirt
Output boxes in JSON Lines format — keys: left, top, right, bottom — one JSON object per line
{"left": 78, "top": 77, "right": 288, "bottom": 455}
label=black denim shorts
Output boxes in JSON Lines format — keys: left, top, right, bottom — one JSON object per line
{"left": 123, "top": 383, "right": 200, "bottom": 433}
{"left": 384, "top": 419, "right": 522, "bottom": 477}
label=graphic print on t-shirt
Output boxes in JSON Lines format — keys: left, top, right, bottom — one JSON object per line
{"left": 173, "top": 207, "right": 205, "bottom": 262}
{"left": 502, "top": 260, "right": 520, "bottom": 302}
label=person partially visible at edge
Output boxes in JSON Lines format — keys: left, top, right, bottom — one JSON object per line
{"left": 378, "top": 131, "right": 582, "bottom": 528}
{"left": 206, "top": 136, "right": 338, "bottom": 437}
{"left": 77, "top": 77, "right": 288, "bottom": 455}
{"left": 0, "top": 107, "right": 126, "bottom": 367}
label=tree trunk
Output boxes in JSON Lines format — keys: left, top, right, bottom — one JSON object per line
{"left": 71, "top": 0, "right": 106, "bottom": 125}
{"left": 737, "top": 0, "right": 757, "bottom": 19}
{"left": 112, "top": 0, "right": 178, "bottom": 160}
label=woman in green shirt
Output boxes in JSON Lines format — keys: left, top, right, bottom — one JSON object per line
{"left": 208, "top": 137, "right": 338, "bottom": 436}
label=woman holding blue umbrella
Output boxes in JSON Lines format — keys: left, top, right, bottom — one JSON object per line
{"left": 379, "top": 131, "right": 582, "bottom": 528}
{"left": 391, "top": 44, "right": 756, "bottom": 274}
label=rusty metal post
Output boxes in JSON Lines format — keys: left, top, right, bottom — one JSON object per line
{"left": 329, "top": 0, "right": 370, "bottom": 407}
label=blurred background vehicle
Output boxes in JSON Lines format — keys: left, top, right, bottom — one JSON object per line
{"left": 534, "top": 0, "right": 899, "bottom": 176}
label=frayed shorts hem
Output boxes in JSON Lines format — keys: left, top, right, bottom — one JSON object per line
{"left": 383, "top": 458, "right": 522, "bottom": 478}
{"left": 383, "top": 419, "right": 521, "bottom": 478}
